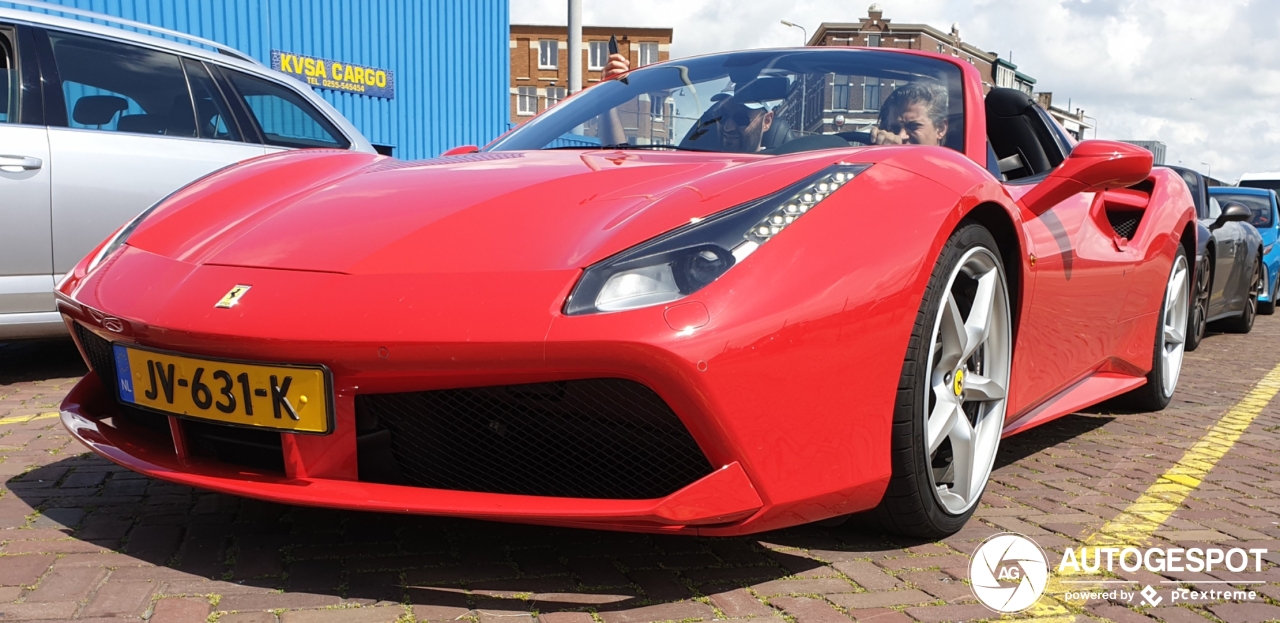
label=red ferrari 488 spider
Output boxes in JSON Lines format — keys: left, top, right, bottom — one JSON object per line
{"left": 58, "top": 47, "right": 1195, "bottom": 537}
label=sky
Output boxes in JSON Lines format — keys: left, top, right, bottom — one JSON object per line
{"left": 511, "top": 0, "right": 1280, "bottom": 183}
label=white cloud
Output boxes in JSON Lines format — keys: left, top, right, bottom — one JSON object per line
{"left": 513, "top": 0, "right": 1280, "bottom": 181}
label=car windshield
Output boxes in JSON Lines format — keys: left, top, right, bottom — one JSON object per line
{"left": 1214, "top": 192, "right": 1275, "bottom": 228}
{"left": 487, "top": 49, "right": 966, "bottom": 156}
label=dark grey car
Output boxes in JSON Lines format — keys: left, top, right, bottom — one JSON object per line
{"left": 1165, "top": 166, "right": 1261, "bottom": 349}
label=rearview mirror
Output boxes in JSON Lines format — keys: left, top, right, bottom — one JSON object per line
{"left": 441, "top": 145, "right": 480, "bottom": 156}
{"left": 1017, "top": 140, "right": 1153, "bottom": 215}
{"left": 1211, "top": 202, "right": 1252, "bottom": 230}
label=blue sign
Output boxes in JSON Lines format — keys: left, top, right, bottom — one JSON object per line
{"left": 271, "top": 50, "right": 395, "bottom": 100}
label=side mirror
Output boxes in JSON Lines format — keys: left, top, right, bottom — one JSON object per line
{"left": 1017, "top": 140, "right": 1153, "bottom": 215}
{"left": 1211, "top": 202, "right": 1252, "bottom": 230}
{"left": 441, "top": 145, "right": 480, "bottom": 156}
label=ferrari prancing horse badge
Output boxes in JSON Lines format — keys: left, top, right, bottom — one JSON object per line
{"left": 215, "top": 285, "right": 252, "bottom": 308}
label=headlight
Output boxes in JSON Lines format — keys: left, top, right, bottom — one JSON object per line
{"left": 565, "top": 163, "right": 869, "bottom": 315}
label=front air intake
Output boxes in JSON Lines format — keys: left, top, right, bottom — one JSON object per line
{"left": 356, "top": 379, "right": 713, "bottom": 499}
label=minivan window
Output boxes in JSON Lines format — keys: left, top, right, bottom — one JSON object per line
{"left": 0, "top": 31, "right": 14, "bottom": 123}
{"left": 47, "top": 30, "right": 196, "bottom": 137}
{"left": 221, "top": 68, "right": 348, "bottom": 149}
{"left": 182, "top": 58, "right": 242, "bottom": 142}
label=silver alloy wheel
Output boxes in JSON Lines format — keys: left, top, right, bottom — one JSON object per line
{"left": 1161, "top": 255, "right": 1190, "bottom": 397}
{"left": 922, "top": 247, "right": 1011, "bottom": 515}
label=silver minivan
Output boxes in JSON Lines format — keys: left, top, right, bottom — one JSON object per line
{"left": 0, "top": 2, "right": 375, "bottom": 339}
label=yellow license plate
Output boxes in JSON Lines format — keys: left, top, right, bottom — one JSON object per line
{"left": 111, "top": 344, "right": 331, "bottom": 434}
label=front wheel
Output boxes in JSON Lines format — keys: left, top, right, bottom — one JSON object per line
{"left": 1217, "top": 258, "right": 1260, "bottom": 334}
{"left": 869, "top": 223, "right": 1012, "bottom": 538}
{"left": 1185, "top": 255, "right": 1208, "bottom": 352}
{"left": 1118, "top": 247, "right": 1189, "bottom": 411}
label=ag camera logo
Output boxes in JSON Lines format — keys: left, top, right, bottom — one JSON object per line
{"left": 970, "top": 533, "right": 1049, "bottom": 613}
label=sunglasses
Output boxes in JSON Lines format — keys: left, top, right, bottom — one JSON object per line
{"left": 722, "top": 105, "right": 763, "bottom": 126}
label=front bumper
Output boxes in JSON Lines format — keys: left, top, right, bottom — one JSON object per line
{"left": 61, "top": 370, "right": 763, "bottom": 533}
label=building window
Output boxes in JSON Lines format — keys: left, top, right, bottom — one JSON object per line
{"left": 650, "top": 94, "right": 665, "bottom": 120}
{"left": 832, "top": 74, "right": 850, "bottom": 111}
{"left": 545, "top": 87, "right": 567, "bottom": 109}
{"left": 588, "top": 41, "right": 608, "bottom": 70}
{"left": 868, "top": 34, "right": 881, "bottom": 47}
{"left": 539, "top": 40, "right": 558, "bottom": 69}
{"left": 937, "top": 43, "right": 945, "bottom": 53}
{"left": 639, "top": 42, "right": 659, "bottom": 66}
{"left": 517, "top": 86, "right": 537, "bottom": 115}
{"left": 863, "top": 77, "right": 880, "bottom": 111}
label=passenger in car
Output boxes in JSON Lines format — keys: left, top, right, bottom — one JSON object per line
{"left": 869, "top": 82, "right": 949, "bottom": 147}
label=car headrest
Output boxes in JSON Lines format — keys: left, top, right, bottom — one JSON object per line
{"left": 72, "top": 95, "right": 128, "bottom": 126}
{"left": 762, "top": 114, "right": 793, "bottom": 150}
{"left": 985, "top": 87, "right": 1036, "bottom": 118}
{"left": 117, "top": 114, "right": 165, "bottom": 135}
{"left": 166, "top": 94, "right": 197, "bottom": 137}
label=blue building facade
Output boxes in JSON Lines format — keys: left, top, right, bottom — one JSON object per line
{"left": 30, "top": 0, "right": 510, "bottom": 159}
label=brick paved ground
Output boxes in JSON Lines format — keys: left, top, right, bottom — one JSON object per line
{"left": 1, "top": 319, "right": 1280, "bottom": 623}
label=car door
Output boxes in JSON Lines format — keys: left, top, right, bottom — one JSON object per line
{"left": 989, "top": 91, "right": 1138, "bottom": 412}
{"left": 39, "top": 28, "right": 267, "bottom": 276}
{"left": 1202, "top": 197, "right": 1246, "bottom": 320}
{"left": 0, "top": 23, "right": 54, "bottom": 316}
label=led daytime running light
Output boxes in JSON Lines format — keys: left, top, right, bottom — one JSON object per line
{"left": 746, "top": 170, "right": 854, "bottom": 245}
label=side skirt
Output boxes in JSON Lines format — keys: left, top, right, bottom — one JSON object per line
{"left": 1001, "top": 372, "right": 1146, "bottom": 437}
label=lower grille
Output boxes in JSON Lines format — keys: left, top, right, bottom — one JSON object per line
{"left": 356, "top": 379, "right": 713, "bottom": 499}
{"left": 75, "top": 323, "right": 118, "bottom": 395}
{"left": 182, "top": 419, "right": 285, "bottom": 473}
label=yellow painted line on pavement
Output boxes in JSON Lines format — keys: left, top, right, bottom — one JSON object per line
{"left": 0, "top": 412, "right": 59, "bottom": 426}
{"left": 1026, "top": 363, "right": 1280, "bottom": 620}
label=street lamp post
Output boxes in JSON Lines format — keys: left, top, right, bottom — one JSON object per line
{"left": 1201, "top": 161, "right": 1212, "bottom": 180}
{"left": 780, "top": 20, "right": 808, "bottom": 135}
{"left": 780, "top": 20, "right": 807, "bottom": 46}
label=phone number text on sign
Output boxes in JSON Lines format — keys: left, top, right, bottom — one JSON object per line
{"left": 271, "top": 50, "right": 395, "bottom": 99}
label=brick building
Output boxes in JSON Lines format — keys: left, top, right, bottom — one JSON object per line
{"left": 806, "top": 4, "right": 1092, "bottom": 141}
{"left": 508, "top": 24, "right": 673, "bottom": 138}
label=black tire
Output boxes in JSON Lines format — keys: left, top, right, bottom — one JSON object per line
{"left": 1185, "top": 255, "right": 1209, "bottom": 352}
{"left": 1217, "top": 258, "right": 1259, "bottom": 334}
{"left": 1117, "top": 246, "right": 1189, "bottom": 412}
{"left": 866, "top": 222, "right": 1008, "bottom": 539}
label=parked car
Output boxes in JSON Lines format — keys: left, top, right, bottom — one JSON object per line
{"left": 59, "top": 47, "right": 1195, "bottom": 538}
{"left": 1209, "top": 187, "right": 1278, "bottom": 315}
{"left": 1165, "top": 166, "right": 1259, "bottom": 348}
{"left": 0, "top": 2, "right": 374, "bottom": 340}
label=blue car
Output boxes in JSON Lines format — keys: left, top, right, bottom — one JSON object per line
{"left": 1209, "top": 187, "right": 1279, "bottom": 314}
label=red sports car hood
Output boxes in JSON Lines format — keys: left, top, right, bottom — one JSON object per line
{"left": 126, "top": 149, "right": 858, "bottom": 275}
